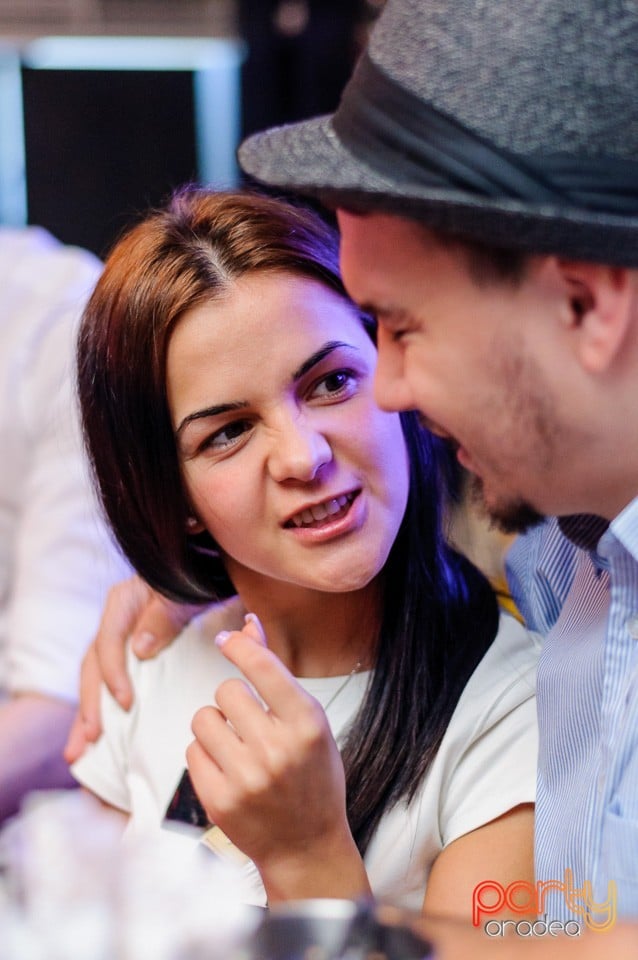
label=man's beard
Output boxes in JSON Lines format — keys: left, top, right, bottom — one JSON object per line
{"left": 469, "top": 473, "right": 545, "bottom": 535}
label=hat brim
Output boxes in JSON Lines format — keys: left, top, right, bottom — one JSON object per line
{"left": 239, "top": 116, "right": 638, "bottom": 267}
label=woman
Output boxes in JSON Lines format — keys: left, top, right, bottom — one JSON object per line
{"left": 72, "top": 188, "right": 538, "bottom": 918}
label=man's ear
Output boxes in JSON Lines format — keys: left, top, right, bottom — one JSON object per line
{"left": 557, "top": 259, "right": 635, "bottom": 374}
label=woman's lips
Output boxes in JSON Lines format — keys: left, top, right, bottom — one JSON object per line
{"left": 284, "top": 490, "right": 363, "bottom": 541}
{"left": 285, "top": 491, "right": 358, "bottom": 529}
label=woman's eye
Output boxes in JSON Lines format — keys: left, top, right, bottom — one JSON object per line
{"left": 310, "top": 369, "right": 358, "bottom": 400}
{"left": 203, "top": 419, "right": 252, "bottom": 451}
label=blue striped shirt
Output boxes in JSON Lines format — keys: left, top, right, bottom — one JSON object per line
{"left": 507, "top": 502, "right": 638, "bottom": 924}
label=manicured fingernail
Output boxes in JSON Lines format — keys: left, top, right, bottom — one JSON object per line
{"left": 215, "top": 630, "right": 232, "bottom": 647}
{"left": 113, "top": 686, "right": 129, "bottom": 706}
{"left": 244, "top": 612, "right": 267, "bottom": 645}
{"left": 134, "top": 631, "right": 157, "bottom": 656}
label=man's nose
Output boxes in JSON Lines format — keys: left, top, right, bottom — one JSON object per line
{"left": 373, "top": 329, "right": 416, "bottom": 413}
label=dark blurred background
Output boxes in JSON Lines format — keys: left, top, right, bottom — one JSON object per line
{"left": 0, "top": 0, "right": 385, "bottom": 257}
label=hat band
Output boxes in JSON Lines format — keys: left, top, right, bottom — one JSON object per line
{"left": 332, "top": 53, "right": 638, "bottom": 215}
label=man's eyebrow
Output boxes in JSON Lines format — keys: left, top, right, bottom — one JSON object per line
{"left": 359, "top": 303, "right": 409, "bottom": 325}
{"left": 291, "top": 340, "right": 357, "bottom": 381}
{"left": 176, "top": 400, "right": 248, "bottom": 438}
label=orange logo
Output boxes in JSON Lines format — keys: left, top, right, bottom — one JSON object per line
{"left": 472, "top": 870, "right": 617, "bottom": 935}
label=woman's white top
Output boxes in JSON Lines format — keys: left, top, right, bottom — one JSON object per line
{"left": 72, "top": 597, "right": 539, "bottom": 912}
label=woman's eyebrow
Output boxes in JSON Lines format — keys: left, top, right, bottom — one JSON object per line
{"left": 176, "top": 341, "right": 358, "bottom": 436}
{"left": 291, "top": 340, "right": 357, "bottom": 382}
{"left": 176, "top": 400, "right": 248, "bottom": 437}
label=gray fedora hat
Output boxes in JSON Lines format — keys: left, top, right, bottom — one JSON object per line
{"left": 239, "top": 0, "right": 638, "bottom": 266}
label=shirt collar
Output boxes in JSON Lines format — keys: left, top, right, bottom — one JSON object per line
{"left": 606, "top": 494, "right": 638, "bottom": 563}
{"left": 557, "top": 514, "right": 610, "bottom": 573}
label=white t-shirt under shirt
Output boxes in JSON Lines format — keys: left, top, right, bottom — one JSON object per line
{"left": 72, "top": 598, "right": 539, "bottom": 911}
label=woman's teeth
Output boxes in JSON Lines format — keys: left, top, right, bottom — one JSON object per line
{"left": 290, "top": 493, "right": 355, "bottom": 528}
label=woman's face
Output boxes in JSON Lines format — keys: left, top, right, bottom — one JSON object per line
{"left": 166, "top": 269, "right": 410, "bottom": 597}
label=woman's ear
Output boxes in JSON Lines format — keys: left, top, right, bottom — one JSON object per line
{"left": 557, "top": 260, "right": 635, "bottom": 374}
{"left": 185, "top": 514, "right": 205, "bottom": 535}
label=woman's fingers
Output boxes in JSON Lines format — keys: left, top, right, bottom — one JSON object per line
{"left": 185, "top": 736, "right": 226, "bottom": 819}
{"left": 185, "top": 613, "right": 360, "bottom": 898}
{"left": 187, "top": 704, "right": 275, "bottom": 822}
{"left": 190, "top": 703, "right": 242, "bottom": 775}
{"left": 213, "top": 677, "right": 272, "bottom": 743}
{"left": 212, "top": 616, "right": 330, "bottom": 758}
{"left": 215, "top": 617, "right": 315, "bottom": 723}
{"left": 242, "top": 612, "right": 267, "bottom": 646}
{"left": 185, "top": 617, "right": 352, "bottom": 878}
{"left": 192, "top": 677, "right": 309, "bottom": 788}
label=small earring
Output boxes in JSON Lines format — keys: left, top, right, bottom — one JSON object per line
{"left": 186, "top": 516, "right": 201, "bottom": 531}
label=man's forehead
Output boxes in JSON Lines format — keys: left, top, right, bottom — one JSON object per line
{"left": 337, "top": 214, "right": 453, "bottom": 311}
{"left": 337, "top": 206, "right": 424, "bottom": 234}
{"left": 338, "top": 212, "right": 445, "bottom": 284}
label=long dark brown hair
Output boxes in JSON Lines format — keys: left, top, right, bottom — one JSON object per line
{"left": 78, "top": 188, "right": 498, "bottom": 854}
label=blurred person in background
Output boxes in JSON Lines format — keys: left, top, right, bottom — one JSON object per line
{"left": 0, "top": 225, "right": 129, "bottom": 823}
{"left": 238, "top": 1, "right": 382, "bottom": 139}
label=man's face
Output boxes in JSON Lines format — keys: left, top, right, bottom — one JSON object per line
{"left": 337, "top": 210, "right": 572, "bottom": 533}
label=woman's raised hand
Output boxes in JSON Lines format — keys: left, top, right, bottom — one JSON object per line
{"left": 187, "top": 614, "right": 370, "bottom": 903}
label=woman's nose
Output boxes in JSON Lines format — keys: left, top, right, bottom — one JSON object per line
{"left": 268, "top": 416, "right": 333, "bottom": 483}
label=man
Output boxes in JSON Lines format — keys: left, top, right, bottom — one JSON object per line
{"left": 0, "top": 225, "right": 129, "bottom": 822}
{"left": 236, "top": 0, "right": 638, "bottom": 948}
